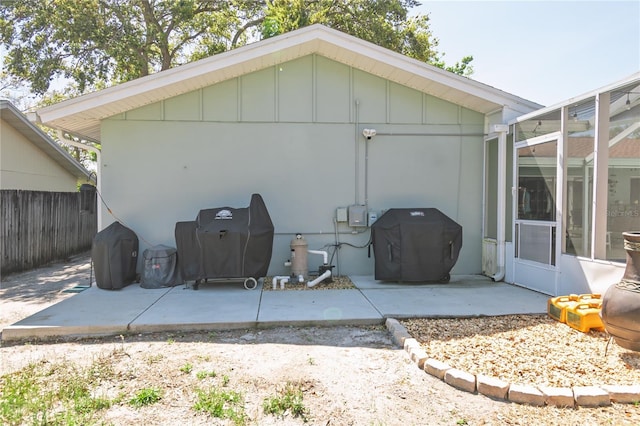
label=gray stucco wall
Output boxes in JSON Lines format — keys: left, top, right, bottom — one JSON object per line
{"left": 102, "top": 55, "right": 485, "bottom": 277}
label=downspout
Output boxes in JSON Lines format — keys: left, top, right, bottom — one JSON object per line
{"left": 491, "top": 124, "right": 509, "bottom": 282}
{"left": 57, "top": 130, "right": 103, "bottom": 229}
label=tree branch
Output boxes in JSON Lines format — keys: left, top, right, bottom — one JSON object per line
{"left": 231, "top": 17, "right": 265, "bottom": 48}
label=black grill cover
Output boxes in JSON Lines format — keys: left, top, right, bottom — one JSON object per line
{"left": 140, "top": 245, "right": 181, "bottom": 288}
{"left": 175, "top": 194, "right": 274, "bottom": 281}
{"left": 92, "top": 221, "right": 139, "bottom": 289}
{"left": 371, "top": 208, "right": 462, "bottom": 282}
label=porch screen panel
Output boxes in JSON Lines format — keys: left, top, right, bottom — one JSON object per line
{"left": 517, "top": 142, "right": 557, "bottom": 222}
{"left": 565, "top": 136, "right": 593, "bottom": 257}
{"left": 519, "top": 223, "right": 554, "bottom": 265}
{"left": 565, "top": 98, "right": 596, "bottom": 258}
{"left": 606, "top": 85, "right": 640, "bottom": 261}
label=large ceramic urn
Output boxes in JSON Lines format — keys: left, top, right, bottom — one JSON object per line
{"left": 601, "top": 231, "right": 640, "bottom": 352}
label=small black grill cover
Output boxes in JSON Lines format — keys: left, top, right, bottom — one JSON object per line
{"left": 371, "top": 208, "right": 462, "bottom": 282}
{"left": 140, "top": 245, "right": 181, "bottom": 288}
{"left": 175, "top": 194, "right": 274, "bottom": 281}
{"left": 92, "top": 221, "right": 138, "bottom": 289}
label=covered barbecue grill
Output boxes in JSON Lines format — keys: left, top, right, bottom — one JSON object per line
{"left": 92, "top": 221, "right": 139, "bottom": 290}
{"left": 175, "top": 194, "right": 274, "bottom": 289}
{"left": 140, "top": 244, "right": 181, "bottom": 289}
{"left": 371, "top": 208, "right": 462, "bottom": 282}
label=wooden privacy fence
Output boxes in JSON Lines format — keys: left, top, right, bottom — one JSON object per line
{"left": 1, "top": 189, "right": 97, "bottom": 275}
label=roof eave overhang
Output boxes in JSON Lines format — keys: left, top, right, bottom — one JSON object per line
{"left": 37, "top": 25, "right": 542, "bottom": 141}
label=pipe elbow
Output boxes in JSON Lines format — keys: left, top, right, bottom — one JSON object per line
{"left": 308, "top": 250, "right": 329, "bottom": 264}
{"left": 280, "top": 277, "right": 290, "bottom": 289}
{"left": 307, "top": 270, "right": 332, "bottom": 288}
{"left": 272, "top": 275, "right": 289, "bottom": 289}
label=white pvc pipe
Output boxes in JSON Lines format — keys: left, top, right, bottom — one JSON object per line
{"left": 272, "top": 275, "right": 289, "bottom": 290}
{"left": 307, "top": 270, "right": 332, "bottom": 288}
{"left": 280, "top": 277, "right": 290, "bottom": 289}
{"left": 307, "top": 250, "right": 329, "bottom": 264}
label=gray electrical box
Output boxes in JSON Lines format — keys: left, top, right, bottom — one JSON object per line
{"left": 348, "top": 205, "right": 367, "bottom": 227}
{"left": 336, "top": 207, "right": 348, "bottom": 223}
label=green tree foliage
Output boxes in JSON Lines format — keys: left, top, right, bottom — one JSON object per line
{"left": 0, "top": 0, "right": 251, "bottom": 94}
{"left": 0, "top": 0, "right": 473, "bottom": 97}
{"left": 260, "top": 0, "right": 440, "bottom": 64}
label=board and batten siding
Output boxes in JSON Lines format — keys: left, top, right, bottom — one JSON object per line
{"left": 112, "top": 56, "right": 476, "bottom": 125}
{"left": 102, "top": 54, "right": 485, "bottom": 276}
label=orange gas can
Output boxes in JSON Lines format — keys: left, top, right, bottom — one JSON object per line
{"left": 577, "top": 293, "right": 602, "bottom": 305}
{"left": 548, "top": 294, "right": 579, "bottom": 323}
{"left": 566, "top": 302, "right": 605, "bottom": 333}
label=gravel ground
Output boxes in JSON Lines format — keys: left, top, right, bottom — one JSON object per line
{"left": 402, "top": 315, "right": 640, "bottom": 388}
{"left": 263, "top": 275, "right": 355, "bottom": 291}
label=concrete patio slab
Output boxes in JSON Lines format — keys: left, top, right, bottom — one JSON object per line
{"left": 1, "top": 285, "right": 171, "bottom": 340}
{"left": 258, "top": 289, "right": 382, "bottom": 326}
{"left": 350, "top": 275, "right": 548, "bottom": 318}
{"left": 129, "top": 281, "right": 263, "bottom": 333}
{"left": 350, "top": 274, "right": 492, "bottom": 289}
{"left": 2, "top": 274, "right": 550, "bottom": 341}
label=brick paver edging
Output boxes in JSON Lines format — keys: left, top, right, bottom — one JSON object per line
{"left": 385, "top": 318, "right": 640, "bottom": 408}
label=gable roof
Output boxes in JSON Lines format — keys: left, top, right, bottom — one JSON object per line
{"left": 36, "top": 24, "right": 542, "bottom": 141}
{"left": 1, "top": 100, "right": 94, "bottom": 182}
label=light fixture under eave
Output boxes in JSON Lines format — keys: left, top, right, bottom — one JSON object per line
{"left": 626, "top": 93, "right": 632, "bottom": 110}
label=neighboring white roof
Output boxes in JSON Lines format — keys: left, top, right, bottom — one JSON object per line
{"left": 37, "top": 24, "right": 542, "bottom": 141}
{"left": 1, "top": 100, "right": 94, "bottom": 181}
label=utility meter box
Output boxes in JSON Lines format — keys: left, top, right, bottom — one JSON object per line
{"left": 348, "top": 205, "right": 367, "bottom": 227}
{"left": 336, "top": 207, "right": 348, "bottom": 223}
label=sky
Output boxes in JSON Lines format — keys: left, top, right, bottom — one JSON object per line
{"left": 411, "top": 0, "right": 640, "bottom": 107}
